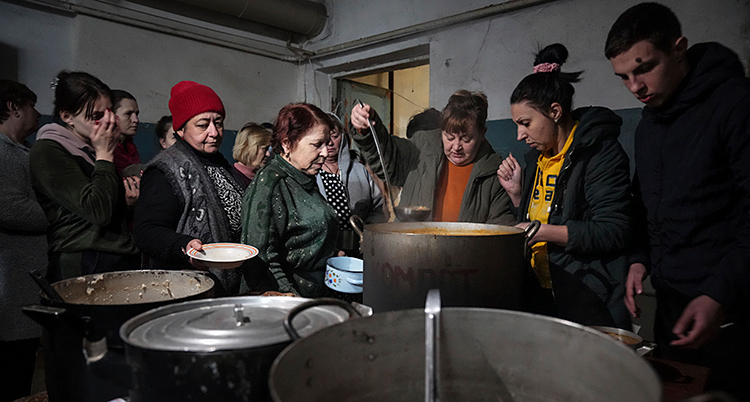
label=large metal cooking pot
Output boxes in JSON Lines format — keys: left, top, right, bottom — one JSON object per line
{"left": 23, "top": 270, "right": 214, "bottom": 402}
{"left": 353, "top": 221, "right": 539, "bottom": 312}
{"left": 269, "top": 302, "right": 662, "bottom": 402}
{"left": 85, "top": 296, "right": 355, "bottom": 402}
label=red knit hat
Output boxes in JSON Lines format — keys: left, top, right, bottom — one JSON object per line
{"left": 168, "top": 81, "right": 225, "bottom": 130}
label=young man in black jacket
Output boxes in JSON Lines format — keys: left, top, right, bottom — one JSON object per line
{"left": 606, "top": 3, "right": 749, "bottom": 398}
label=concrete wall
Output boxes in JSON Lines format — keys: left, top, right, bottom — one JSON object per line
{"left": 309, "top": 0, "right": 750, "bottom": 120}
{"left": 0, "top": 0, "right": 301, "bottom": 161}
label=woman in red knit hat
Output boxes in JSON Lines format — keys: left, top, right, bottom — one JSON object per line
{"left": 134, "top": 81, "right": 246, "bottom": 295}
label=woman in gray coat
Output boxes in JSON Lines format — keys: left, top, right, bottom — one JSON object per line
{"left": 0, "top": 79, "right": 47, "bottom": 402}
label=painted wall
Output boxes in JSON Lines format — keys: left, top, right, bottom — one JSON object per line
{"left": 311, "top": 0, "right": 749, "bottom": 120}
{"left": 306, "top": 0, "right": 749, "bottom": 172}
{"left": 0, "top": 1, "right": 302, "bottom": 162}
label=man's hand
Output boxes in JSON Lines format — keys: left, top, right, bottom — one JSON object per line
{"left": 625, "top": 263, "right": 647, "bottom": 318}
{"left": 671, "top": 295, "right": 725, "bottom": 348}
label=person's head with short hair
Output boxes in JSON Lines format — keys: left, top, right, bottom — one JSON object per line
{"left": 440, "top": 90, "right": 489, "bottom": 167}
{"left": 168, "top": 81, "right": 225, "bottom": 154}
{"left": 272, "top": 103, "right": 333, "bottom": 176}
{"left": 606, "top": 2, "right": 689, "bottom": 109}
{"left": 233, "top": 122, "right": 271, "bottom": 177}
{"left": 53, "top": 71, "right": 115, "bottom": 142}
{"left": 112, "top": 90, "right": 140, "bottom": 137}
{"left": 510, "top": 43, "right": 582, "bottom": 154}
{"left": 0, "top": 79, "right": 40, "bottom": 142}
{"left": 406, "top": 108, "right": 441, "bottom": 138}
{"left": 155, "top": 115, "right": 175, "bottom": 150}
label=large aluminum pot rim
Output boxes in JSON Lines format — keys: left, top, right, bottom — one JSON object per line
{"left": 362, "top": 221, "right": 526, "bottom": 236}
{"left": 269, "top": 307, "right": 645, "bottom": 396}
{"left": 44, "top": 269, "right": 214, "bottom": 306}
{"left": 271, "top": 307, "right": 639, "bottom": 355}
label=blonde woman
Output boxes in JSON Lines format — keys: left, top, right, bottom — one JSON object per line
{"left": 232, "top": 122, "right": 271, "bottom": 186}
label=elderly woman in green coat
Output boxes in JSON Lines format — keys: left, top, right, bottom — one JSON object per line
{"left": 241, "top": 103, "right": 337, "bottom": 297}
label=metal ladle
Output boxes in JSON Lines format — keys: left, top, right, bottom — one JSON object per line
{"left": 356, "top": 100, "right": 396, "bottom": 218}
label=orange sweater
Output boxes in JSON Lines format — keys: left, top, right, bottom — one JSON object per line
{"left": 433, "top": 161, "right": 474, "bottom": 222}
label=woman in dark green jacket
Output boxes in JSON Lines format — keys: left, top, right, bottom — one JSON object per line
{"left": 241, "top": 103, "right": 337, "bottom": 297}
{"left": 497, "top": 44, "right": 631, "bottom": 328}
{"left": 30, "top": 71, "right": 139, "bottom": 281}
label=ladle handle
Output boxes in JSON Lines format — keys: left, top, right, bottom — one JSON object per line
{"left": 350, "top": 215, "right": 365, "bottom": 244}
{"left": 356, "top": 100, "right": 395, "bottom": 216}
{"left": 283, "top": 298, "right": 362, "bottom": 341}
{"left": 29, "top": 271, "right": 65, "bottom": 303}
{"left": 425, "top": 289, "right": 441, "bottom": 402}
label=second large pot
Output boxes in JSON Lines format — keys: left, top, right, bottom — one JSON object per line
{"left": 95, "top": 296, "right": 353, "bottom": 402}
{"left": 24, "top": 270, "right": 215, "bottom": 402}
{"left": 359, "top": 222, "right": 535, "bottom": 313}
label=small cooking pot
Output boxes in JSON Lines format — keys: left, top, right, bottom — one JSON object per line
{"left": 590, "top": 326, "right": 644, "bottom": 349}
{"left": 23, "top": 270, "right": 214, "bottom": 402}
{"left": 325, "top": 257, "right": 363, "bottom": 294}
{"left": 85, "top": 296, "right": 356, "bottom": 402}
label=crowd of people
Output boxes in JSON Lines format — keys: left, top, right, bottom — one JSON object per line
{"left": 1, "top": 2, "right": 748, "bottom": 401}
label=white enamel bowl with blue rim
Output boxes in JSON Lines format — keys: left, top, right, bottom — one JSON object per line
{"left": 186, "top": 243, "right": 259, "bottom": 269}
{"left": 325, "top": 257, "right": 363, "bottom": 294}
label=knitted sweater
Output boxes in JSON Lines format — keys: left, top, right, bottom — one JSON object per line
{"left": 0, "top": 133, "right": 48, "bottom": 340}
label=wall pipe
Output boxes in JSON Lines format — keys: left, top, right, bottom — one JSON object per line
{"left": 172, "top": 0, "right": 327, "bottom": 37}
{"left": 308, "top": 0, "right": 557, "bottom": 60}
{"left": 17, "top": 0, "right": 556, "bottom": 63}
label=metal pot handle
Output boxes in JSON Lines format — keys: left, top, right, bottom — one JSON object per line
{"left": 524, "top": 220, "right": 541, "bottom": 240}
{"left": 346, "top": 277, "right": 364, "bottom": 286}
{"left": 283, "top": 297, "right": 362, "bottom": 341}
{"left": 349, "top": 215, "right": 365, "bottom": 244}
{"left": 523, "top": 220, "right": 542, "bottom": 261}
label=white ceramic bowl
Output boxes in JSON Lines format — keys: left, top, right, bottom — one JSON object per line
{"left": 186, "top": 243, "right": 259, "bottom": 269}
{"left": 325, "top": 257, "right": 363, "bottom": 294}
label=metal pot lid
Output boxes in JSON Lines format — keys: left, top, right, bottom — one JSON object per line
{"left": 122, "top": 296, "right": 348, "bottom": 352}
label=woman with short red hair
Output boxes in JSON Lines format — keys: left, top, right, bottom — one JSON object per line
{"left": 241, "top": 103, "right": 336, "bottom": 297}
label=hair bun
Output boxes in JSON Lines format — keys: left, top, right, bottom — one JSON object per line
{"left": 534, "top": 43, "right": 569, "bottom": 68}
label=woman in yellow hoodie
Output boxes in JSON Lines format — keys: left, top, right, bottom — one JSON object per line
{"left": 497, "top": 44, "right": 632, "bottom": 329}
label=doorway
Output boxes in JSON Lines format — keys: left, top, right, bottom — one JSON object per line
{"left": 334, "top": 64, "right": 430, "bottom": 138}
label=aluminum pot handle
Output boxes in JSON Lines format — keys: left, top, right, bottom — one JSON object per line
{"left": 523, "top": 220, "right": 542, "bottom": 261}
{"left": 349, "top": 215, "right": 365, "bottom": 244}
{"left": 283, "top": 297, "right": 362, "bottom": 341}
{"left": 346, "top": 277, "right": 364, "bottom": 286}
{"left": 524, "top": 220, "right": 541, "bottom": 240}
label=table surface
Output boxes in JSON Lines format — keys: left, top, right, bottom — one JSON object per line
{"left": 646, "top": 357, "right": 710, "bottom": 402}
{"left": 14, "top": 358, "right": 710, "bottom": 402}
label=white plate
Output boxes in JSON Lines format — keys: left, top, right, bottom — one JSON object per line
{"left": 186, "top": 243, "right": 259, "bottom": 269}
